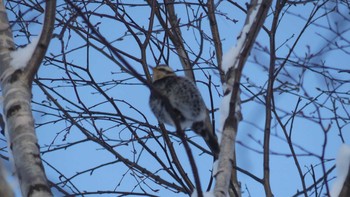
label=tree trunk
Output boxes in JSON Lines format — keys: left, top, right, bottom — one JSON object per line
{"left": 214, "top": 0, "right": 272, "bottom": 196}
{"left": 0, "top": 0, "right": 55, "bottom": 196}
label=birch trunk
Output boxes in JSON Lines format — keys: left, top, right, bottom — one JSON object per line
{"left": 214, "top": 1, "right": 272, "bottom": 196}
{"left": 1, "top": 69, "right": 52, "bottom": 197}
{"left": 0, "top": 0, "right": 55, "bottom": 196}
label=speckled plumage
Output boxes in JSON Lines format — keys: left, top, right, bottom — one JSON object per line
{"left": 149, "top": 65, "right": 220, "bottom": 158}
{"left": 149, "top": 75, "right": 207, "bottom": 129}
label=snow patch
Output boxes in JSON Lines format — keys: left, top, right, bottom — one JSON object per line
{"left": 10, "top": 36, "right": 40, "bottom": 69}
{"left": 191, "top": 189, "right": 216, "bottom": 197}
{"left": 331, "top": 144, "right": 350, "bottom": 197}
{"left": 218, "top": 85, "right": 232, "bottom": 141}
{"left": 219, "top": 2, "right": 261, "bottom": 136}
{"left": 221, "top": 2, "right": 260, "bottom": 73}
{"left": 222, "top": 47, "right": 237, "bottom": 73}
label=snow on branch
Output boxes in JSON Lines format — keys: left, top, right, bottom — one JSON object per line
{"left": 191, "top": 189, "right": 216, "bottom": 197}
{"left": 219, "top": 0, "right": 264, "bottom": 133}
{"left": 0, "top": 1, "right": 56, "bottom": 196}
{"left": 214, "top": 1, "right": 272, "bottom": 197}
{"left": 10, "top": 37, "right": 40, "bottom": 69}
{"left": 221, "top": 0, "right": 263, "bottom": 74}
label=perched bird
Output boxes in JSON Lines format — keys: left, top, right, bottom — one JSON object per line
{"left": 149, "top": 64, "right": 220, "bottom": 158}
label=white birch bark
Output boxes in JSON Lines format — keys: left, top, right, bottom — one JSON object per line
{"left": 1, "top": 69, "right": 52, "bottom": 197}
{"left": 214, "top": 1, "right": 272, "bottom": 197}
{"left": 0, "top": 0, "right": 56, "bottom": 196}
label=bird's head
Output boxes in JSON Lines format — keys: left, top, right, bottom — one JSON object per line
{"left": 150, "top": 64, "right": 176, "bottom": 81}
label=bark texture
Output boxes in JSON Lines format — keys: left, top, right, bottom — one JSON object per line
{"left": 0, "top": 0, "right": 55, "bottom": 196}
{"left": 214, "top": 0, "right": 272, "bottom": 196}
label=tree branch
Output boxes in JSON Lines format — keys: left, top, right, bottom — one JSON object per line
{"left": 0, "top": 1, "right": 55, "bottom": 195}
{"left": 207, "top": 0, "right": 224, "bottom": 83}
{"left": 24, "top": 0, "right": 56, "bottom": 84}
{"left": 214, "top": 0, "right": 272, "bottom": 196}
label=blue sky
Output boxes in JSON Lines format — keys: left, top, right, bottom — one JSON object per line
{"left": 2, "top": 1, "right": 350, "bottom": 196}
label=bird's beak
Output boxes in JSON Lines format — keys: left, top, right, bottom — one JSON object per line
{"left": 148, "top": 65, "right": 155, "bottom": 70}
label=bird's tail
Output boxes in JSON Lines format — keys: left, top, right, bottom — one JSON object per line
{"left": 192, "top": 118, "right": 220, "bottom": 160}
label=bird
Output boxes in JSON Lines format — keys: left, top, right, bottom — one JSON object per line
{"left": 149, "top": 64, "right": 220, "bottom": 158}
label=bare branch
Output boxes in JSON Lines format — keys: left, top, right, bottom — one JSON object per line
{"left": 207, "top": 0, "right": 224, "bottom": 82}
{"left": 24, "top": 0, "right": 56, "bottom": 84}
